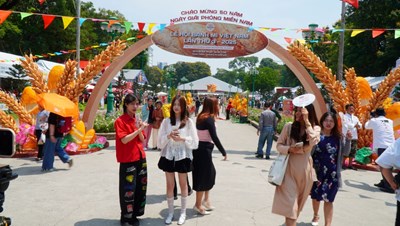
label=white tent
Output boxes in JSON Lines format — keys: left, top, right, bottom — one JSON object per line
{"left": 177, "top": 76, "right": 242, "bottom": 93}
{"left": 0, "top": 51, "right": 63, "bottom": 79}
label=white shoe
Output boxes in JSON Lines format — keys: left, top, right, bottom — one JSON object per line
{"left": 165, "top": 213, "right": 173, "bottom": 225}
{"left": 177, "top": 214, "right": 186, "bottom": 225}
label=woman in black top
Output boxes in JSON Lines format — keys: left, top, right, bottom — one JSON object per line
{"left": 192, "top": 97, "right": 227, "bottom": 215}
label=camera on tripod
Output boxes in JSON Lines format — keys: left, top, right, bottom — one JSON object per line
{"left": 0, "top": 128, "right": 19, "bottom": 226}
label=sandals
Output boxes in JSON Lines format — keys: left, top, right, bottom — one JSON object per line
{"left": 311, "top": 215, "right": 319, "bottom": 226}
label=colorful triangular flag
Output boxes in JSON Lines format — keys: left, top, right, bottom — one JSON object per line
{"left": 62, "top": 16, "right": 74, "bottom": 29}
{"left": 42, "top": 15, "right": 56, "bottom": 29}
{"left": 79, "top": 18, "right": 86, "bottom": 27}
{"left": 372, "top": 29, "right": 385, "bottom": 38}
{"left": 124, "top": 21, "right": 132, "bottom": 34}
{"left": 284, "top": 37, "right": 292, "bottom": 44}
{"left": 146, "top": 23, "right": 156, "bottom": 35}
{"left": 138, "top": 22, "right": 145, "bottom": 33}
{"left": 0, "top": 10, "right": 12, "bottom": 25}
{"left": 351, "top": 29, "right": 365, "bottom": 37}
{"left": 20, "top": 12, "right": 33, "bottom": 20}
{"left": 159, "top": 24, "right": 166, "bottom": 31}
{"left": 343, "top": 0, "right": 359, "bottom": 8}
{"left": 395, "top": 30, "right": 400, "bottom": 39}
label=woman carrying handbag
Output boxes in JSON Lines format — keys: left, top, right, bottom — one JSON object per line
{"left": 271, "top": 104, "right": 320, "bottom": 226}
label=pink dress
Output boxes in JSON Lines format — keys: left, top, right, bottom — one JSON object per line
{"left": 271, "top": 123, "right": 320, "bottom": 219}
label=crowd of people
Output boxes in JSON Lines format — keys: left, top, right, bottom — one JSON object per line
{"left": 114, "top": 94, "right": 227, "bottom": 226}
{"left": 113, "top": 93, "right": 400, "bottom": 226}
{"left": 31, "top": 90, "right": 398, "bottom": 226}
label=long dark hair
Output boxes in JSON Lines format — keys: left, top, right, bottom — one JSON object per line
{"left": 122, "top": 94, "right": 138, "bottom": 114}
{"left": 320, "top": 112, "right": 341, "bottom": 138}
{"left": 170, "top": 96, "right": 188, "bottom": 129}
{"left": 291, "top": 104, "right": 319, "bottom": 145}
{"left": 197, "top": 97, "right": 217, "bottom": 125}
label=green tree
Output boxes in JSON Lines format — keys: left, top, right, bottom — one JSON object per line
{"left": 228, "top": 56, "right": 258, "bottom": 71}
{"left": 171, "top": 62, "right": 211, "bottom": 88}
{"left": 243, "top": 67, "right": 280, "bottom": 96}
{"left": 144, "top": 66, "right": 164, "bottom": 93}
{"left": 328, "top": 0, "right": 400, "bottom": 77}
{"left": 1, "top": 64, "right": 29, "bottom": 92}
{"left": 0, "top": 1, "right": 147, "bottom": 70}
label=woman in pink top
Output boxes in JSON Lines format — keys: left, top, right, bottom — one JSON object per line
{"left": 192, "top": 97, "right": 227, "bottom": 215}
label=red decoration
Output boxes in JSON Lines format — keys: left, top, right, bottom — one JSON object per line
{"left": 42, "top": 15, "right": 55, "bottom": 29}
{"left": 284, "top": 37, "right": 292, "bottom": 44}
{"left": 372, "top": 29, "right": 385, "bottom": 38}
{"left": 0, "top": 10, "right": 12, "bottom": 25}
{"left": 343, "top": 0, "right": 359, "bottom": 8}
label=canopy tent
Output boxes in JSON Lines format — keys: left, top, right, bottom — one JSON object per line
{"left": 177, "top": 76, "right": 242, "bottom": 93}
{"left": 0, "top": 51, "right": 64, "bottom": 79}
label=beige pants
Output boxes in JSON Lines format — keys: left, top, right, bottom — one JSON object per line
{"left": 152, "top": 128, "right": 159, "bottom": 148}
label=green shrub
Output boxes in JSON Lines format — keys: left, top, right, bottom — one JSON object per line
{"left": 93, "top": 111, "right": 120, "bottom": 133}
{"left": 248, "top": 107, "right": 293, "bottom": 134}
{"left": 277, "top": 115, "right": 294, "bottom": 134}
{"left": 78, "top": 103, "right": 86, "bottom": 112}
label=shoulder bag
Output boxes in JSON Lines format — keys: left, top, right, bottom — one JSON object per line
{"left": 268, "top": 123, "right": 291, "bottom": 186}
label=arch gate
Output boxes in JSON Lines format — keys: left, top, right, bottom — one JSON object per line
{"left": 82, "top": 35, "right": 326, "bottom": 129}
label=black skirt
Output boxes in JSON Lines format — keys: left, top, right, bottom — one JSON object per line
{"left": 158, "top": 157, "right": 192, "bottom": 173}
{"left": 192, "top": 141, "right": 216, "bottom": 191}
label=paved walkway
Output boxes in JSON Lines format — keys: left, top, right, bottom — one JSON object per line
{"left": 1, "top": 119, "right": 396, "bottom": 225}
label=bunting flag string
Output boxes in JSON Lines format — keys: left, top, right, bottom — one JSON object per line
{"left": 0, "top": 9, "right": 397, "bottom": 40}
{"left": 0, "top": 8, "right": 398, "bottom": 55}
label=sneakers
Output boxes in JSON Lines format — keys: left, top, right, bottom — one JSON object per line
{"left": 67, "top": 159, "right": 74, "bottom": 168}
{"left": 255, "top": 154, "right": 263, "bottom": 159}
{"left": 165, "top": 213, "right": 174, "bottom": 225}
{"left": 41, "top": 168, "right": 55, "bottom": 172}
{"left": 177, "top": 214, "right": 186, "bottom": 225}
{"left": 265, "top": 156, "right": 271, "bottom": 160}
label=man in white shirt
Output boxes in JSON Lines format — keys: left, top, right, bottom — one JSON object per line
{"left": 376, "top": 139, "right": 400, "bottom": 224}
{"left": 340, "top": 104, "right": 362, "bottom": 170}
{"left": 365, "top": 108, "right": 395, "bottom": 192}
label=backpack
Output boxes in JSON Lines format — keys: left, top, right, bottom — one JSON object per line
{"left": 57, "top": 116, "right": 72, "bottom": 133}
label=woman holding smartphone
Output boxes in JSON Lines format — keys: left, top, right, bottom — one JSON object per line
{"left": 158, "top": 96, "right": 199, "bottom": 225}
{"left": 272, "top": 104, "right": 320, "bottom": 226}
{"left": 114, "top": 94, "right": 148, "bottom": 226}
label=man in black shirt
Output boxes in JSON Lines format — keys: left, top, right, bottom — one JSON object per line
{"left": 42, "top": 112, "right": 73, "bottom": 171}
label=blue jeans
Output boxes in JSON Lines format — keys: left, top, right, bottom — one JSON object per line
{"left": 257, "top": 126, "right": 274, "bottom": 157}
{"left": 42, "top": 137, "right": 70, "bottom": 170}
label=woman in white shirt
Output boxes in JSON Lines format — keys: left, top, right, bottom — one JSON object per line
{"left": 158, "top": 96, "right": 199, "bottom": 225}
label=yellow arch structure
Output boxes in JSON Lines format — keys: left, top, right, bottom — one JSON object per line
{"left": 82, "top": 35, "right": 326, "bottom": 129}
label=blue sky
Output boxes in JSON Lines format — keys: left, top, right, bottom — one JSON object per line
{"left": 87, "top": 0, "right": 343, "bottom": 74}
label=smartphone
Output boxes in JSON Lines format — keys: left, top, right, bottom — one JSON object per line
{"left": 0, "top": 128, "right": 16, "bottom": 157}
{"left": 294, "top": 142, "right": 304, "bottom": 148}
